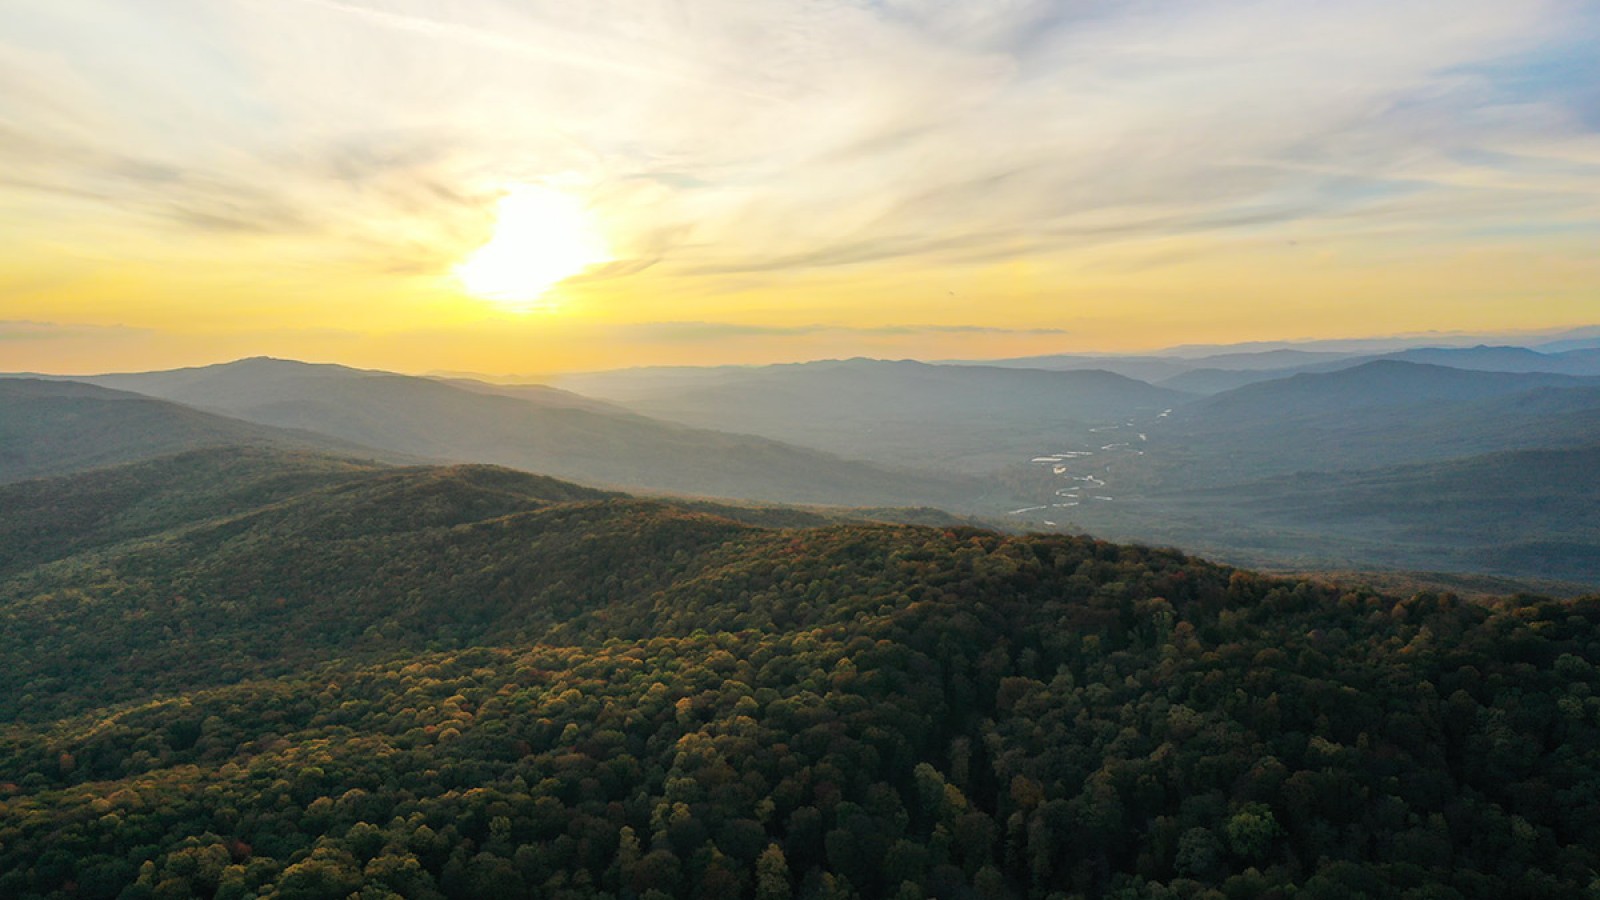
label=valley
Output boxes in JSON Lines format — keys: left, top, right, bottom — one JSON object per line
{"left": 8, "top": 6, "right": 1599, "bottom": 898}
{"left": 13, "top": 340, "right": 1600, "bottom": 585}
{"left": 3, "top": 340, "right": 1598, "bottom": 900}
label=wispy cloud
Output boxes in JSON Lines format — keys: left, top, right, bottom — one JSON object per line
{"left": 0, "top": 0, "right": 1596, "bottom": 325}
{"left": 0, "top": 320, "right": 149, "bottom": 343}
{"left": 615, "top": 322, "right": 1070, "bottom": 342}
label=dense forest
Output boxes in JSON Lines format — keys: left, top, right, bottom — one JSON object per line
{"left": 3, "top": 449, "right": 1599, "bottom": 899}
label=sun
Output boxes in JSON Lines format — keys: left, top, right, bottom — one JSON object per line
{"left": 454, "top": 185, "right": 611, "bottom": 311}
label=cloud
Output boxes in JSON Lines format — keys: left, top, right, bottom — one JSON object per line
{"left": 0, "top": 0, "right": 1595, "bottom": 286}
{"left": 270, "top": 0, "right": 788, "bottom": 103}
{"left": 0, "top": 320, "right": 150, "bottom": 343}
{"left": 614, "top": 322, "right": 1071, "bottom": 342}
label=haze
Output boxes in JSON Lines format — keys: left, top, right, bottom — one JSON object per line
{"left": 3, "top": 0, "right": 1598, "bottom": 374}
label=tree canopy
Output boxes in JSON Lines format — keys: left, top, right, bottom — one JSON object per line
{"left": 3, "top": 449, "right": 1598, "bottom": 899}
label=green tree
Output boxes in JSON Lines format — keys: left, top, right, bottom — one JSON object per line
{"left": 276, "top": 848, "right": 363, "bottom": 900}
{"left": 1224, "top": 804, "right": 1281, "bottom": 863}
{"left": 756, "top": 844, "right": 792, "bottom": 900}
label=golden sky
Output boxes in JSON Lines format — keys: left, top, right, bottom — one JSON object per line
{"left": 2, "top": 0, "right": 1598, "bottom": 374}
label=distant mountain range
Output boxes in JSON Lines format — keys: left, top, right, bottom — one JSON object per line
{"left": 981, "top": 323, "right": 1600, "bottom": 360}
{"left": 557, "top": 357, "right": 1185, "bottom": 470}
{"left": 1157, "top": 345, "right": 1600, "bottom": 394}
{"left": 0, "top": 378, "right": 388, "bottom": 483}
{"left": 7, "top": 340, "right": 1600, "bottom": 584}
{"left": 1148, "top": 361, "right": 1600, "bottom": 484}
{"left": 957, "top": 343, "right": 1600, "bottom": 393}
{"left": 4, "top": 358, "right": 978, "bottom": 508}
{"left": 949, "top": 348, "right": 1359, "bottom": 382}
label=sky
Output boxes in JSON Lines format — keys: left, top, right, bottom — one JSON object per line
{"left": 2, "top": 0, "right": 1598, "bottom": 375}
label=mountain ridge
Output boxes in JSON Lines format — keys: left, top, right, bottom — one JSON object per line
{"left": 566, "top": 357, "right": 1187, "bottom": 471}
{"left": 7, "top": 359, "right": 985, "bottom": 508}
{"left": 0, "top": 377, "right": 396, "bottom": 484}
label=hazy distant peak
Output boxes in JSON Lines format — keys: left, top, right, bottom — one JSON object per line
{"left": 1197, "top": 359, "right": 1600, "bottom": 418}
{"left": 1261, "top": 359, "right": 1546, "bottom": 391}
{"left": 202, "top": 356, "right": 382, "bottom": 376}
{"left": 1338, "top": 358, "right": 1582, "bottom": 381}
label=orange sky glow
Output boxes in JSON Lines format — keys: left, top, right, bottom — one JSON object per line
{"left": 2, "top": 0, "right": 1597, "bottom": 375}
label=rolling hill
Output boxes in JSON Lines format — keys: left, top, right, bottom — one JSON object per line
{"left": 563, "top": 358, "right": 1188, "bottom": 471}
{"left": 1063, "top": 443, "right": 1600, "bottom": 582}
{"left": 1148, "top": 361, "right": 1600, "bottom": 485}
{"left": 1, "top": 448, "right": 1598, "bottom": 898}
{"left": 0, "top": 378, "right": 385, "bottom": 484}
{"left": 38, "top": 358, "right": 981, "bottom": 508}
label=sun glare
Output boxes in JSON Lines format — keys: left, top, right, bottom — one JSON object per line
{"left": 454, "top": 185, "right": 611, "bottom": 311}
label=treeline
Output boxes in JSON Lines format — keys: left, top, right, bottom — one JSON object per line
{"left": 1, "top": 451, "right": 1599, "bottom": 899}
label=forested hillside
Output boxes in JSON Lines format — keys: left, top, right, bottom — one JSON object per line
{"left": 2, "top": 450, "right": 1599, "bottom": 899}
